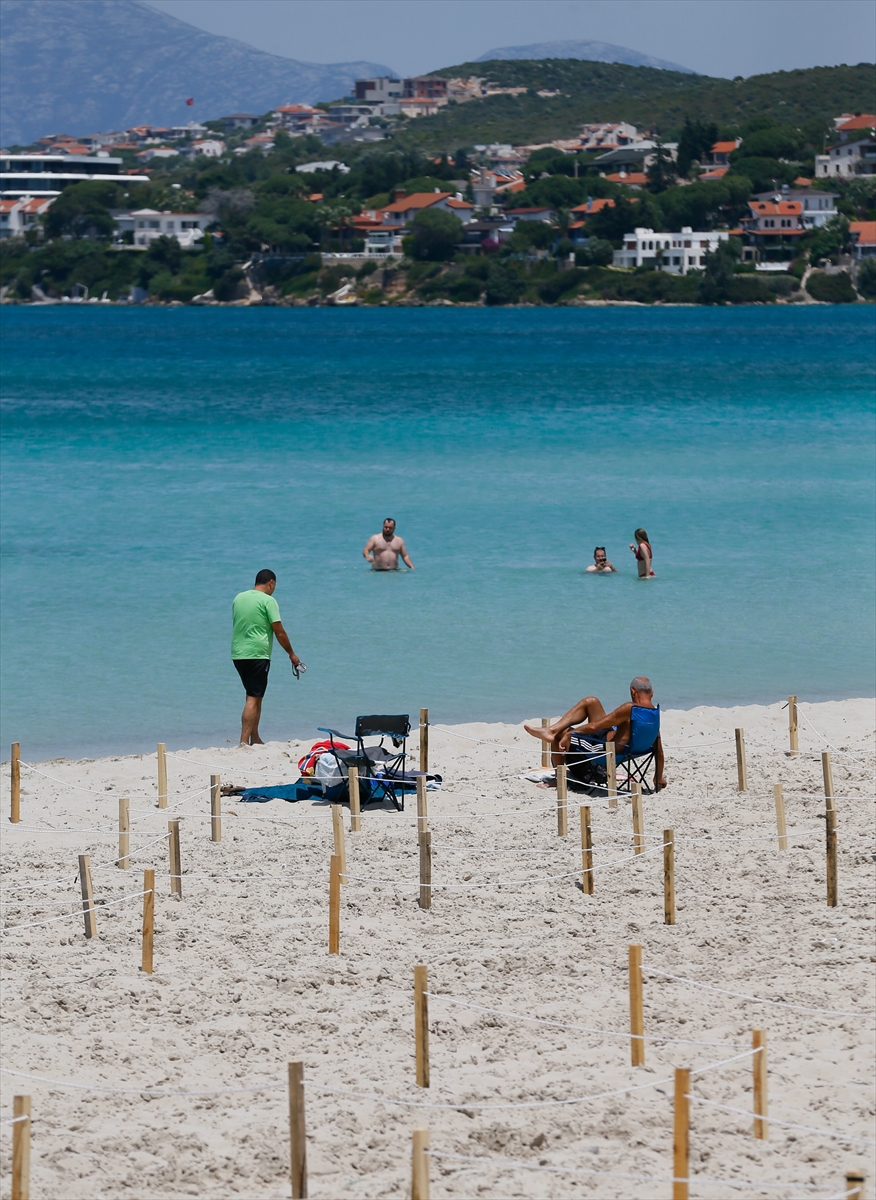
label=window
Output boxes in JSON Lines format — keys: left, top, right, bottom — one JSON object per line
{"left": 684, "top": 240, "right": 691, "bottom": 248}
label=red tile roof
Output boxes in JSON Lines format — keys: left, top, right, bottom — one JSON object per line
{"left": 711, "top": 141, "right": 738, "bottom": 154}
{"left": 605, "top": 172, "right": 647, "bottom": 185}
{"left": 383, "top": 192, "right": 451, "bottom": 213}
{"left": 700, "top": 167, "right": 728, "bottom": 180}
{"left": 850, "top": 220, "right": 876, "bottom": 245}
{"left": 749, "top": 200, "right": 803, "bottom": 215}
{"left": 570, "top": 198, "right": 615, "bottom": 214}
{"left": 837, "top": 115, "right": 876, "bottom": 131}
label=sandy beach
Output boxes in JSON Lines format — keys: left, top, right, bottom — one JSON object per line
{"left": 1, "top": 698, "right": 874, "bottom": 1199}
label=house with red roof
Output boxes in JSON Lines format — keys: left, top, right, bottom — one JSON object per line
{"left": 707, "top": 139, "right": 741, "bottom": 166}
{"left": 740, "top": 200, "right": 806, "bottom": 263}
{"left": 604, "top": 171, "right": 648, "bottom": 188}
{"left": 849, "top": 220, "right": 876, "bottom": 259}
{"left": 815, "top": 114, "right": 875, "bottom": 178}
{"left": 381, "top": 189, "right": 473, "bottom": 226}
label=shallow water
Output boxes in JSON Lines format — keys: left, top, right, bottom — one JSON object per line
{"left": 1, "top": 305, "right": 873, "bottom": 758}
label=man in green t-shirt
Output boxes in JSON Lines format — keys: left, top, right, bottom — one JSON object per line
{"left": 231, "top": 569, "right": 302, "bottom": 745}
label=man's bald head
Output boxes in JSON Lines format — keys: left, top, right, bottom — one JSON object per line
{"left": 630, "top": 677, "right": 653, "bottom": 696}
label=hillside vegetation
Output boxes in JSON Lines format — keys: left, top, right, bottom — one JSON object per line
{"left": 393, "top": 61, "right": 876, "bottom": 149}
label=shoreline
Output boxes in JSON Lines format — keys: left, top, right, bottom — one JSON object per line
{"left": 7, "top": 698, "right": 874, "bottom": 768}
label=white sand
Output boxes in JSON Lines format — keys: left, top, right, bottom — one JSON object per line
{"left": 1, "top": 700, "right": 874, "bottom": 1199}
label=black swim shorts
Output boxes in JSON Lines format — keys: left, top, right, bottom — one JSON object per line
{"left": 233, "top": 658, "right": 271, "bottom": 698}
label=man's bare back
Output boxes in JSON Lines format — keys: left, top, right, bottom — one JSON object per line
{"left": 363, "top": 518, "right": 415, "bottom": 571}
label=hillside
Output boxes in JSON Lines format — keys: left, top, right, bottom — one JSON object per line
{"left": 393, "top": 59, "right": 876, "bottom": 149}
{"left": 475, "top": 39, "right": 693, "bottom": 73}
{"left": 0, "top": 0, "right": 394, "bottom": 147}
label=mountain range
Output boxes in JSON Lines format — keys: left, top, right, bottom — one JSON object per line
{"left": 0, "top": 0, "right": 395, "bottom": 146}
{"left": 475, "top": 39, "right": 694, "bottom": 74}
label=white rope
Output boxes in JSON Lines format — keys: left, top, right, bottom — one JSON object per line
{"left": 90, "top": 830, "right": 171, "bottom": 871}
{"left": 647, "top": 968, "right": 876, "bottom": 1017}
{"left": 343, "top": 840, "right": 668, "bottom": 890}
{"left": 687, "top": 1095, "right": 876, "bottom": 1145}
{"left": 423, "top": 992, "right": 748, "bottom": 1047}
{"left": 0, "top": 1115, "right": 29, "bottom": 1126}
{"left": 429, "top": 725, "right": 531, "bottom": 750}
{"left": 0, "top": 1067, "right": 283, "bottom": 1097}
{"left": 2, "top": 888, "right": 150, "bottom": 931}
{"left": 423, "top": 1149, "right": 834, "bottom": 1193}
{"left": 796, "top": 706, "right": 876, "bottom": 765}
{"left": 689, "top": 1047, "right": 758, "bottom": 1075}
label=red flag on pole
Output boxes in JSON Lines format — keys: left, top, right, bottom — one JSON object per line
{"left": 186, "top": 97, "right": 194, "bottom": 106}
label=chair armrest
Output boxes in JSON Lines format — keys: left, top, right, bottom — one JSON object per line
{"left": 317, "top": 727, "right": 354, "bottom": 740}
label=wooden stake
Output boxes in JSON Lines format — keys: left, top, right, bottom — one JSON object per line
{"left": 10, "top": 742, "right": 21, "bottom": 824}
{"left": 846, "top": 1172, "right": 866, "bottom": 1200}
{"left": 631, "top": 782, "right": 645, "bottom": 854}
{"left": 168, "top": 819, "right": 182, "bottom": 898}
{"left": 753, "top": 1029, "right": 768, "bottom": 1139}
{"left": 118, "top": 796, "right": 130, "bottom": 869}
{"left": 826, "top": 806, "right": 838, "bottom": 907}
{"left": 157, "top": 741, "right": 167, "bottom": 808}
{"left": 348, "top": 765, "right": 361, "bottom": 832}
{"left": 418, "top": 831, "right": 432, "bottom": 910}
{"left": 735, "top": 728, "right": 748, "bottom": 791}
{"left": 288, "top": 1060, "right": 307, "bottom": 1199}
{"left": 416, "top": 773, "right": 429, "bottom": 836}
{"left": 541, "top": 717, "right": 551, "bottom": 768}
{"left": 605, "top": 743, "right": 617, "bottom": 809}
{"left": 78, "top": 853, "right": 97, "bottom": 939}
{"left": 672, "top": 1067, "right": 690, "bottom": 1200}
{"left": 141, "top": 869, "right": 154, "bottom": 974}
{"left": 328, "top": 854, "right": 340, "bottom": 954}
{"left": 419, "top": 707, "right": 429, "bottom": 773}
{"left": 414, "top": 963, "right": 430, "bottom": 1087}
{"left": 332, "top": 804, "right": 346, "bottom": 880}
{"left": 580, "top": 805, "right": 594, "bottom": 894}
{"left": 773, "top": 784, "right": 788, "bottom": 850}
{"left": 411, "top": 1128, "right": 430, "bottom": 1200}
{"left": 628, "top": 943, "right": 644, "bottom": 1067}
{"left": 11, "top": 1095, "right": 30, "bottom": 1200}
{"left": 822, "top": 751, "right": 835, "bottom": 810}
{"left": 788, "top": 695, "right": 798, "bottom": 756}
{"left": 210, "top": 773, "right": 221, "bottom": 842}
{"left": 664, "top": 829, "right": 675, "bottom": 925}
{"left": 556, "top": 764, "right": 568, "bottom": 836}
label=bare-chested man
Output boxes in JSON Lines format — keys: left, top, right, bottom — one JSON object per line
{"left": 363, "top": 518, "right": 415, "bottom": 571}
{"left": 525, "top": 676, "right": 666, "bottom": 789}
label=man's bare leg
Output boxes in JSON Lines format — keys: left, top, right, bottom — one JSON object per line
{"left": 525, "top": 697, "right": 609, "bottom": 743}
{"left": 240, "top": 696, "right": 264, "bottom": 745}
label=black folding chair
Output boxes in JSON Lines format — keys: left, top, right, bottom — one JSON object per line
{"left": 318, "top": 715, "right": 411, "bottom": 811}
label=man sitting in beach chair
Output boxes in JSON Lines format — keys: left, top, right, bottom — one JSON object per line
{"left": 525, "top": 677, "right": 666, "bottom": 793}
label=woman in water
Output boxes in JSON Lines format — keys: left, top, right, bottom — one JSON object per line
{"left": 630, "top": 528, "right": 654, "bottom": 577}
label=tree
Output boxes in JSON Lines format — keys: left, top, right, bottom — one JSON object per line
{"left": 43, "top": 181, "right": 125, "bottom": 240}
{"left": 406, "top": 208, "right": 463, "bottom": 261}
{"left": 646, "top": 142, "right": 677, "bottom": 194}
{"left": 484, "top": 261, "right": 524, "bottom": 305}
{"left": 676, "top": 117, "right": 719, "bottom": 178}
{"left": 137, "top": 235, "right": 182, "bottom": 287}
{"left": 727, "top": 156, "right": 796, "bottom": 194}
{"left": 856, "top": 257, "right": 876, "bottom": 299}
{"left": 698, "top": 238, "right": 741, "bottom": 304}
{"left": 807, "top": 214, "right": 850, "bottom": 264}
{"left": 506, "top": 219, "right": 555, "bottom": 253}
{"left": 575, "top": 237, "right": 614, "bottom": 266}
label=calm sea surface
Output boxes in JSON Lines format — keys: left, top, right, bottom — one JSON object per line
{"left": 1, "top": 306, "right": 874, "bottom": 759}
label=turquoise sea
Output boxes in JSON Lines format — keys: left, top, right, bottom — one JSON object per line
{"left": 1, "top": 306, "right": 874, "bottom": 759}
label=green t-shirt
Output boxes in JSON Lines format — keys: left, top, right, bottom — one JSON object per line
{"left": 231, "top": 589, "right": 281, "bottom": 660}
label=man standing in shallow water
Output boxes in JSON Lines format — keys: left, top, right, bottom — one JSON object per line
{"left": 231, "top": 570, "right": 302, "bottom": 745}
{"left": 363, "top": 518, "right": 415, "bottom": 571}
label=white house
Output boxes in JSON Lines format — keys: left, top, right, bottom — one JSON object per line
{"left": 190, "top": 139, "right": 225, "bottom": 157}
{"left": 115, "top": 208, "right": 208, "bottom": 248}
{"left": 365, "top": 229, "right": 405, "bottom": 257}
{"left": 815, "top": 115, "right": 875, "bottom": 177}
{"left": 613, "top": 227, "right": 729, "bottom": 274}
{"left": 0, "top": 195, "right": 54, "bottom": 238}
{"left": 751, "top": 188, "right": 838, "bottom": 228}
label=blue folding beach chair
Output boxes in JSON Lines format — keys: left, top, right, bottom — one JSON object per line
{"left": 317, "top": 715, "right": 412, "bottom": 811}
{"left": 566, "top": 705, "right": 661, "bottom": 796}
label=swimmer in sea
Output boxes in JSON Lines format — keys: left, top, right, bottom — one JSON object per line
{"left": 585, "top": 547, "right": 617, "bottom": 573}
{"left": 363, "top": 518, "right": 415, "bottom": 571}
{"left": 630, "top": 528, "right": 654, "bottom": 577}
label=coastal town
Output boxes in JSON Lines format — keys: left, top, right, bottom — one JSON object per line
{"left": 1, "top": 69, "right": 874, "bottom": 305}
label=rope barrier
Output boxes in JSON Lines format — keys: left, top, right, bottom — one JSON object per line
{"left": 687, "top": 1095, "right": 876, "bottom": 1145}
{"left": 2, "top": 888, "right": 150, "bottom": 931}
{"left": 423, "top": 1149, "right": 835, "bottom": 1193}
{"left": 646, "top": 968, "right": 876, "bottom": 1018}
{"left": 796, "top": 706, "right": 876, "bottom": 765}
{"left": 91, "top": 830, "right": 171, "bottom": 871}
{"left": 0, "top": 1067, "right": 284, "bottom": 1097}
{"left": 0, "top": 1115, "right": 29, "bottom": 1127}
{"left": 423, "top": 991, "right": 748, "bottom": 1048}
